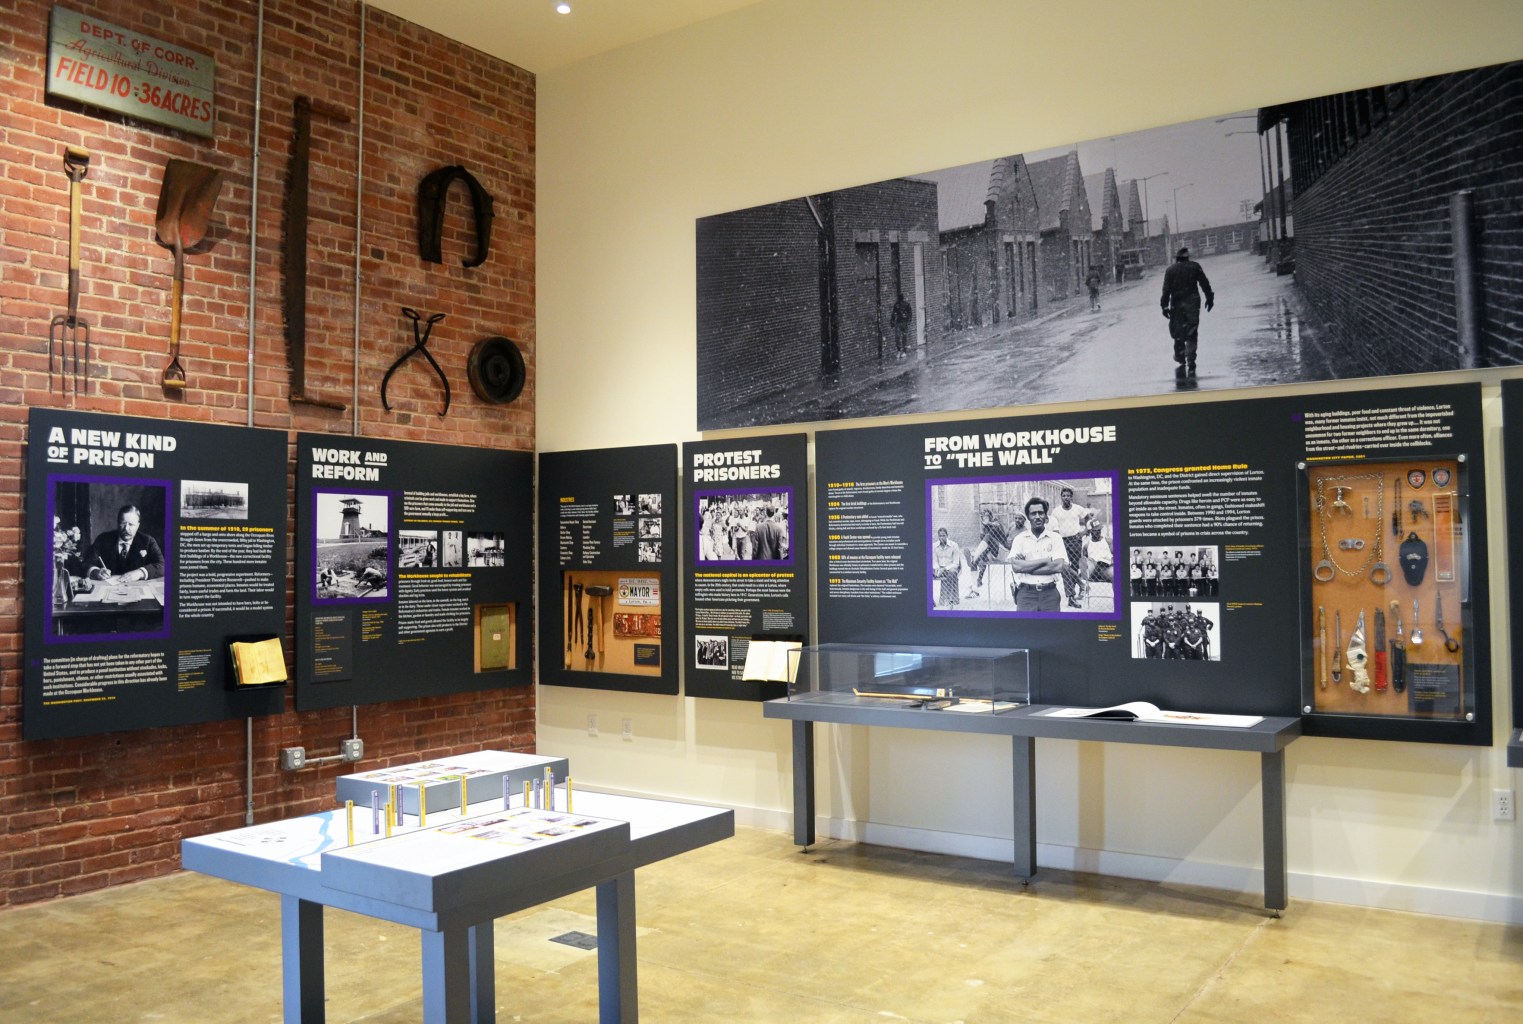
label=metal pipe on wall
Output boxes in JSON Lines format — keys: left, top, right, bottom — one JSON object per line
{"left": 1450, "top": 189, "right": 1479, "bottom": 369}
{"left": 353, "top": 2, "right": 366, "bottom": 432}
{"left": 244, "top": 0, "right": 267, "bottom": 828}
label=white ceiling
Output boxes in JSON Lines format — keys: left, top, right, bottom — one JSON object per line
{"left": 366, "top": 0, "right": 765, "bottom": 74}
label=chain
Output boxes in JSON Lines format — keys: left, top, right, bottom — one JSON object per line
{"left": 1316, "top": 474, "right": 1383, "bottom": 579}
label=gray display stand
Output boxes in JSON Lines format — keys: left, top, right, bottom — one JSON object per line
{"left": 182, "top": 786, "right": 733, "bottom": 1023}
{"left": 763, "top": 697, "right": 1301, "bottom": 913}
{"left": 334, "top": 750, "right": 568, "bottom": 815}
{"left": 1508, "top": 729, "right": 1523, "bottom": 768}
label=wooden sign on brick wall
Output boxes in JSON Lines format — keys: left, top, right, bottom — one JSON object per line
{"left": 46, "top": 5, "right": 216, "bottom": 138}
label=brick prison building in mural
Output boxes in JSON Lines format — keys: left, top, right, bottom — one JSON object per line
{"left": 1267, "top": 59, "right": 1523, "bottom": 374}
{"left": 696, "top": 179, "right": 945, "bottom": 428}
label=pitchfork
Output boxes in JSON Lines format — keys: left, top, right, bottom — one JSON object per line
{"left": 50, "top": 147, "right": 90, "bottom": 393}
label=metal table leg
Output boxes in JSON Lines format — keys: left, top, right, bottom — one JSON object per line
{"left": 1012, "top": 735, "right": 1036, "bottom": 878}
{"left": 596, "top": 871, "right": 638, "bottom": 1023}
{"left": 280, "top": 895, "right": 325, "bottom": 1024}
{"left": 421, "top": 925, "right": 473, "bottom": 1022}
{"left": 792, "top": 720, "right": 815, "bottom": 847}
{"left": 1261, "top": 748, "right": 1288, "bottom": 914}
{"left": 468, "top": 921, "right": 495, "bottom": 1022}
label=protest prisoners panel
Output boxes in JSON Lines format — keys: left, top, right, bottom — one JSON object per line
{"left": 813, "top": 383, "right": 1490, "bottom": 742}
{"left": 25, "top": 409, "right": 286, "bottom": 740}
{"left": 684, "top": 434, "right": 809, "bottom": 701}
{"left": 539, "top": 444, "right": 679, "bottom": 695}
{"left": 295, "top": 434, "right": 533, "bottom": 710}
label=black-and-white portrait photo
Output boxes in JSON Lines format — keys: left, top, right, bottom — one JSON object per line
{"left": 49, "top": 476, "right": 171, "bottom": 638}
{"left": 613, "top": 494, "right": 635, "bottom": 516}
{"left": 441, "top": 530, "right": 463, "bottom": 568}
{"left": 927, "top": 474, "right": 1118, "bottom": 618}
{"left": 1132, "top": 601, "right": 1222, "bottom": 661}
{"left": 697, "top": 60, "right": 1523, "bottom": 429}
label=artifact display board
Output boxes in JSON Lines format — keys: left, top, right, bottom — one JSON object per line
{"left": 538, "top": 444, "right": 679, "bottom": 695}
{"left": 1300, "top": 456, "right": 1475, "bottom": 725}
{"left": 811, "top": 383, "right": 1491, "bottom": 743}
{"left": 295, "top": 433, "right": 532, "bottom": 710}
{"left": 682, "top": 434, "right": 810, "bottom": 700}
{"left": 1503, "top": 379, "right": 1523, "bottom": 766}
{"left": 24, "top": 408, "right": 287, "bottom": 739}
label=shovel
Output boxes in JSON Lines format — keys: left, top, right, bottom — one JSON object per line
{"left": 154, "top": 159, "right": 224, "bottom": 391}
{"left": 50, "top": 147, "right": 91, "bottom": 393}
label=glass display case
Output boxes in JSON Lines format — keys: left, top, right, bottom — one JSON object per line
{"left": 787, "top": 643, "right": 1032, "bottom": 713}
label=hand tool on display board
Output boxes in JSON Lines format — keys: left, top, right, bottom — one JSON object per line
{"left": 283, "top": 96, "right": 351, "bottom": 411}
{"left": 383, "top": 308, "right": 450, "bottom": 416}
{"left": 154, "top": 159, "right": 224, "bottom": 391}
{"left": 1389, "top": 601, "right": 1407, "bottom": 693}
{"left": 1410, "top": 599, "right": 1423, "bottom": 646}
{"left": 1331, "top": 610, "right": 1342, "bottom": 686}
{"left": 1435, "top": 590, "right": 1460, "bottom": 653}
{"left": 585, "top": 607, "right": 596, "bottom": 664}
{"left": 573, "top": 583, "right": 584, "bottom": 647}
{"left": 1373, "top": 608, "right": 1388, "bottom": 692}
{"left": 50, "top": 147, "right": 91, "bottom": 394}
{"left": 585, "top": 585, "right": 613, "bottom": 667}
{"left": 1346, "top": 609, "right": 1370, "bottom": 694}
{"left": 1317, "top": 606, "right": 1327, "bottom": 689}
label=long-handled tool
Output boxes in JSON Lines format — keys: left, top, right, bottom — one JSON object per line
{"left": 284, "top": 96, "right": 351, "bottom": 410}
{"left": 50, "top": 147, "right": 91, "bottom": 393}
{"left": 154, "top": 159, "right": 224, "bottom": 391}
{"left": 585, "top": 585, "right": 613, "bottom": 667}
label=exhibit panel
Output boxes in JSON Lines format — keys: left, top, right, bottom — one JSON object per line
{"left": 24, "top": 408, "right": 288, "bottom": 740}
{"left": 1503, "top": 378, "right": 1523, "bottom": 767}
{"left": 538, "top": 444, "right": 679, "bottom": 695}
{"left": 810, "top": 382, "right": 1491, "bottom": 742}
{"left": 295, "top": 433, "right": 533, "bottom": 710}
{"left": 682, "top": 433, "right": 810, "bottom": 701}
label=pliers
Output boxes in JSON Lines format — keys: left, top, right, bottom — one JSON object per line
{"left": 382, "top": 307, "right": 450, "bottom": 416}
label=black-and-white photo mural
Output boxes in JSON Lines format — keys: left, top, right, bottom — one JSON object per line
{"left": 696, "top": 59, "right": 1522, "bottom": 430}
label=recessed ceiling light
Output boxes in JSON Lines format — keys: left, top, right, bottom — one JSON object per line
{"left": 556, "top": 2, "right": 571, "bottom": 13}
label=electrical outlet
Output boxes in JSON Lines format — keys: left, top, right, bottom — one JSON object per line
{"left": 587, "top": 713, "right": 598, "bottom": 737}
{"left": 279, "top": 746, "right": 306, "bottom": 771}
{"left": 622, "top": 717, "right": 633, "bottom": 741}
{"left": 1494, "top": 789, "right": 1515, "bottom": 821}
{"left": 340, "top": 738, "right": 364, "bottom": 762}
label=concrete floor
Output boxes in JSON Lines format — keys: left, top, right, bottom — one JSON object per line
{"left": 2, "top": 826, "right": 1519, "bottom": 1023}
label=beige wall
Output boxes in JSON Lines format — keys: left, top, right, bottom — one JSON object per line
{"left": 537, "top": 0, "right": 1523, "bottom": 919}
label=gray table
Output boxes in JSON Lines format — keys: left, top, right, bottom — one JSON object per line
{"left": 763, "top": 696, "right": 1300, "bottom": 913}
{"left": 182, "top": 790, "right": 733, "bottom": 1023}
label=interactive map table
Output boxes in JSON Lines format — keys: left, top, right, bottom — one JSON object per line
{"left": 182, "top": 754, "right": 733, "bottom": 1023}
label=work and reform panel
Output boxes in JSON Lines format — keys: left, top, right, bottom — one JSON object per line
{"left": 683, "top": 434, "right": 810, "bottom": 701}
{"left": 25, "top": 408, "right": 288, "bottom": 740}
{"left": 812, "top": 383, "right": 1490, "bottom": 743}
{"left": 539, "top": 444, "right": 679, "bottom": 695}
{"left": 295, "top": 433, "right": 533, "bottom": 710}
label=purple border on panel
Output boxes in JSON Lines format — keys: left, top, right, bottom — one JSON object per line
{"left": 692, "top": 485, "right": 795, "bottom": 568}
{"left": 45, "top": 473, "right": 175, "bottom": 643}
{"left": 312, "top": 487, "right": 394, "bottom": 605}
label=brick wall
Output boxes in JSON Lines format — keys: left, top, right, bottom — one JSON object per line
{"left": 1289, "top": 63, "right": 1523, "bottom": 373}
{"left": 0, "top": 0, "right": 536, "bottom": 907}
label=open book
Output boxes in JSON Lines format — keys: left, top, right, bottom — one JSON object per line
{"left": 1044, "top": 702, "right": 1262, "bottom": 728}
{"left": 230, "top": 637, "right": 288, "bottom": 687}
{"left": 741, "top": 639, "right": 803, "bottom": 683}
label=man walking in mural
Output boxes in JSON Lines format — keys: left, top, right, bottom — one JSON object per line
{"left": 891, "top": 293, "right": 913, "bottom": 360}
{"left": 1160, "top": 246, "right": 1214, "bottom": 379}
{"left": 1085, "top": 266, "right": 1102, "bottom": 312}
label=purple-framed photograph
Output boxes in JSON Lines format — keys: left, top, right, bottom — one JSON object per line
{"left": 313, "top": 489, "right": 391, "bottom": 602}
{"left": 693, "top": 487, "right": 793, "bottom": 566}
{"left": 927, "top": 472, "right": 1118, "bottom": 619}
